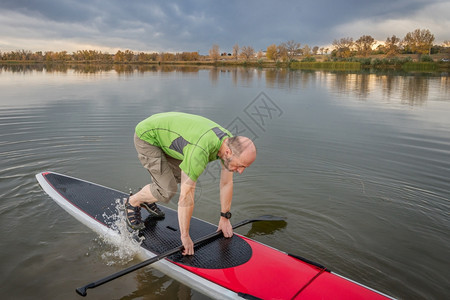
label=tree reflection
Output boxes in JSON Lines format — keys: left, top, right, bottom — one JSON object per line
{"left": 1, "top": 64, "right": 447, "bottom": 106}
{"left": 323, "top": 71, "right": 443, "bottom": 105}
{"left": 401, "top": 76, "right": 429, "bottom": 106}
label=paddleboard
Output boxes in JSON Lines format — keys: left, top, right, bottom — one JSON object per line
{"left": 36, "top": 171, "right": 394, "bottom": 299}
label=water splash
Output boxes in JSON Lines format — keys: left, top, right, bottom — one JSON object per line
{"left": 95, "top": 198, "right": 145, "bottom": 266}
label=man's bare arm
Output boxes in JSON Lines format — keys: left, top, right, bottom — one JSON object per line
{"left": 218, "top": 164, "right": 234, "bottom": 237}
{"left": 178, "top": 171, "right": 196, "bottom": 255}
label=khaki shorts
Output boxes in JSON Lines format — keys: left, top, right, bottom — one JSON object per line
{"left": 134, "top": 133, "right": 182, "bottom": 203}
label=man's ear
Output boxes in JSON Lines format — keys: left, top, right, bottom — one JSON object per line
{"left": 225, "top": 145, "right": 233, "bottom": 158}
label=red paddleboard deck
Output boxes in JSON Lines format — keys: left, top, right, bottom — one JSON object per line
{"left": 36, "top": 171, "right": 394, "bottom": 299}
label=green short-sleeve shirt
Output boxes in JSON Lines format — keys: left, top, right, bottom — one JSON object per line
{"left": 135, "top": 112, "right": 232, "bottom": 181}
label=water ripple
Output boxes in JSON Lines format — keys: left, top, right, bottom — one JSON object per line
{"left": 1, "top": 69, "right": 449, "bottom": 299}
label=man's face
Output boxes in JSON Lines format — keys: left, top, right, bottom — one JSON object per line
{"left": 223, "top": 155, "right": 250, "bottom": 174}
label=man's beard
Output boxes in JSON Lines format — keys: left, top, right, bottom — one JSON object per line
{"left": 223, "top": 157, "right": 233, "bottom": 172}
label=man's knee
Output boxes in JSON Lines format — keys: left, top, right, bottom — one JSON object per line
{"left": 150, "top": 183, "right": 177, "bottom": 203}
{"left": 160, "top": 188, "right": 177, "bottom": 203}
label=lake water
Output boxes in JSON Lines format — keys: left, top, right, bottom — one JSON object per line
{"left": 0, "top": 64, "right": 449, "bottom": 299}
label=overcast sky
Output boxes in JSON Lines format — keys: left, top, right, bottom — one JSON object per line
{"left": 1, "top": 0, "right": 449, "bottom": 54}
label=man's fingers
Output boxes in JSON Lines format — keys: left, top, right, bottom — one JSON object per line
{"left": 223, "top": 230, "right": 234, "bottom": 238}
{"left": 181, "top": 236, "right": 194, "bottom": 256}
{"left": 182, "top": 246, "right": 194, "bottom": 256}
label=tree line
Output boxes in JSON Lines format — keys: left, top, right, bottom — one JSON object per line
{"left": 263, "top": 29, "right": 448, "bottom": 62}
{"left": 0, "top": 49, "right": 201, "bottom": 63}
{"left": 1, "top": 28, "right": 448, "bottom": 63}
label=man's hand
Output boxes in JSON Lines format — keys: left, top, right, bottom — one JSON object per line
{"left": 218, "top": 217, "right": 233, "bottom": 238}
{"left": 181, "top": 234, "right": 194, "bottom": 256}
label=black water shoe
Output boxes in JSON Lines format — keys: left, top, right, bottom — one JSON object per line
{"left": 125, "top": 196, "right": 145, "bottom": 231}
{"left": 141, "top": 202, "right": 165, "bottom": 219}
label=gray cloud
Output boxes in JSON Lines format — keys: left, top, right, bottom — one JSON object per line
{"left": 0, "top": 0, "right": 448, "bottom": 54}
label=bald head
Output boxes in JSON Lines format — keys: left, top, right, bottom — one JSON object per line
{"left": 227, "top": 136, "right": 257, "bottom": 166}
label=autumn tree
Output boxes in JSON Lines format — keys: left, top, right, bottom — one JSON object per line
{"left": 209, "top": 44, "right": 220, "bottom": 61}
{"left": 312, "top": 46, "right": 319, "bottom": 55}
{"left": 332, "top": 37, "right": 354, "bottom": 58}
{"left": 180, "top": 52, "right": 199, "bottom": 61}
{"left": 8, "top": 49, "right": 33, "bottom": 61}
{"left": 302, "top": 45, "right": 311, "bottom": 57}
{"left": 256, "top": 50, "right": 264, "bottom": 59}
{"left": 114, "top": 50, "right": 136, "bottom": 62}
{"left": 159, "top": 52, "right": 175, "bottom": 61}
{"left": 138, "top": 52, "right": 158, "bottom": 62}
{"left": 232, "top": 43, "right": 239, "bottom": 61}
{"left": 266, "top": 44, "right": 279, "bottom": 62}
{"left": 355, "top": 35, "right": 375, "bottom": 57}
{"left": 240, "top": 46, "right": 255, "bottom": 61}
{"left": 281, "top": 40, "right": 301, "bottom": 61}
{"left": 277, "top": 44, "right": 288, "bottom": 62}
{"left": 403, "top": 28, "right": 435, "bottom": 56}
{"left": 44, "top": 51, "right": 58, "bottom": 62}
{"left": 320, "top": 48, "right": 329, "bottom": 55}
{"left": 114, "top": 50, "right": 125, "bottom": 62}
{"left": 124, "top": 50, "right": 135, "bottom": 62}
{"left": 384, "top": 35, "right": 401, "bottom": 57}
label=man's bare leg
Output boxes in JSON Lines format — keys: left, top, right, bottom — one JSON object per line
{"left": 128, "top": 184, "right": 158, "bottom": 206}
{"left": 127, "top": 184, "right": 165, "bottom": 220}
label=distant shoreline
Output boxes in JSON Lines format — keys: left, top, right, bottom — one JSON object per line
{"left": 2, "top": 52, "right": 450, "bottom": 72}
{"left": 2, "top": 59, "right": 449, "bottom": 72}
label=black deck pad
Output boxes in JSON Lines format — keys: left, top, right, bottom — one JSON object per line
{"left": 43, "top": 172, "right": 252, "bottom": 269}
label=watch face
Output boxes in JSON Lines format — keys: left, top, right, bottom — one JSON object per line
{"left": 221, "top": 211, "right": 232, "bottom": 219}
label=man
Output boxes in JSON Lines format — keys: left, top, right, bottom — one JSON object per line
{"left": 126, "top": 112, "right": 257, "bottom": 256}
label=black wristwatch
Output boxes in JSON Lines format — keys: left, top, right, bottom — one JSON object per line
{"left": 220, "top": 211, "right": 232, "bottom": 219}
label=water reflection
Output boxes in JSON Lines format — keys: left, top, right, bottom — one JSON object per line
{"left": 121, "top": 269, "right": 195, "bottom": 300}
{"left": 401, "top": 76, "right": 430, "bottom": 106}
{"left": 325, "top": 72, "right": 435, "bottom": 105}
{"left": 1, "top": 64, "right": 448, "bottom": 105}
{"left": 208, "top": 67, "right": 264, "bottom": 87}
{"left": 244, "top": 219, "right": 287, "bottom": 238}
{"left": 0, "top": 63, "right": 204, "bottom": 75}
